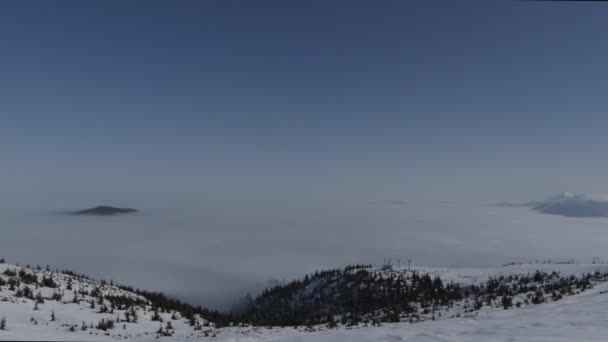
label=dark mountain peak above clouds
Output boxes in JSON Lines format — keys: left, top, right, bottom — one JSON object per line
{"left": 530, "top": 193, "right": 608, "bottom": 218}
{"left": 73, "top": 205, "right": 137, "bottom": 216}
{"left": 494, "top": 192, "right": 608, "bottom": 218}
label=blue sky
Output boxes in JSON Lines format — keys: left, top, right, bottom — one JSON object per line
{"left": 2, "top": 1, "right": 608, "bottom": 207}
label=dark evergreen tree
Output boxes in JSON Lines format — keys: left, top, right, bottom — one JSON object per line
{"left": 151, "top": 308, "right": 162, "bottom": 322}
{"left": 501, "top": 295, "right": 513, "bottom": 309}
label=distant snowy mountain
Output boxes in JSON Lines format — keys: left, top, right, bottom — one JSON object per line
{"left": 492, "top": 192, "right": 608, "bottom": 218}
{"left": 530, "top": 192, "right": 608, "bottom": 217}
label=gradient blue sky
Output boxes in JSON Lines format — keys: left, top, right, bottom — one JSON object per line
{"left": 2, "top": 1, "right": 608, "bottom": 208}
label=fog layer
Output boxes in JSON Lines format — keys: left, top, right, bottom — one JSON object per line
{"left": 2, "top": 201, "right": 608, "bottom": 310}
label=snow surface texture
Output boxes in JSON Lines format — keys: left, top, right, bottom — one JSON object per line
{"left": 2, "top": 261, "right": 608, "bottom": 341}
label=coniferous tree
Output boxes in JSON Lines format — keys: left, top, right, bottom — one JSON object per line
{"left": 151, "top": 308, "right": 162, "bottom": 322}
{"left": 35, "top": 291, "right": 44, "bottom": 304}
{"left": 501, "top": 295, "right": 513, "bottom": 310}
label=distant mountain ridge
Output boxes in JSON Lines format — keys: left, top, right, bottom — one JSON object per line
{"left": 530, "top": 192, "right": 608, "bottom": 217}
{"left": 72, "top": 206, "right": 137, "bottom": 216}
{"left": 493, "top": 192, "right": 608, "bottom": 218}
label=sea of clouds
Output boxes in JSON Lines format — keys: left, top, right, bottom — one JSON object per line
{"left": 2, "top": 198, "right": 608, "bottom": 310}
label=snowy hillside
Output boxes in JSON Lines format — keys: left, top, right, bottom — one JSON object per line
{"left": 2, "top": 259, "right": 608, "bottom": 341}
{"left": 219, "top": 261, "right": 608, "bottom": 341}
{"left": 0, "top": 261, "right": 218, "bottom": 341}
{"left": 220, "top": 276, "right": 608, "bottom": 341}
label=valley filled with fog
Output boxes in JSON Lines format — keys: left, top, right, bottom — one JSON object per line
{"left": 2, "top": 199, "right": 608, "bottom": 311}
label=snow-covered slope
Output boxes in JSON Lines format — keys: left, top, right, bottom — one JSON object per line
{"left": 218, "top": 278, "right": 608, "bottom": 341}
{"left": 2, "top": 260, "right": 608, "bottom": 341}
{"left": 213, "top": 261, "right": 608, "bottom": 342}
{"left": 0, "top": 262, "right": 216, "bottom": 341}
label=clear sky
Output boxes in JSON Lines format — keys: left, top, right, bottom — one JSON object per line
{"left": 2, "top": 1, "right": 608, "bottom": 208}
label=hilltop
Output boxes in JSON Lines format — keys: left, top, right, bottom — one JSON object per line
{"left": 72, "top": 206, "right": 138, "bottom": 216}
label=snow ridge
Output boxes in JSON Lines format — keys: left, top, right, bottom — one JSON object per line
{"left": 3, "top": 260, "right": 608, "bottom": 341}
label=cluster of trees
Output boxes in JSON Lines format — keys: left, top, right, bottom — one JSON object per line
{"left": 156, "top": 321, "right": 175, "bottom": 336}
{"left": 239, "top": 265, "right": 462, "bottom": 326}
{"left": 1, "top": 268, "right": 58, "bottom": 289}
{"left": 463, "top": 270, "right": 596, "bottom": 313}
{"left": 95, "top": 318, "right": 115, "bottom": 331}
{"left": 232, "top": 266, "right": 603, "bottom": 327}
{"left": 114, "top": 285, "right": 235, "bottom": 327}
